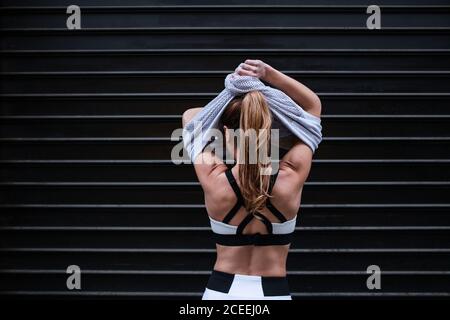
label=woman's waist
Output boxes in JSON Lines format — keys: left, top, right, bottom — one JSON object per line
{"left": 214, "top": 245, "right": 289, "bottom": 277}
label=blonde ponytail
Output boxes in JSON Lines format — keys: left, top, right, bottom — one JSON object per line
{"left": 238, "top": 91, "right": 272, "bottom": 213}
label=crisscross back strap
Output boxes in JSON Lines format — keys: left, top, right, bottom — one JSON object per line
{"left": 266, "top": 200, "right": 288, "bottom": 223}
{"left": 222, "top": 202, "right": 241, "bottom": 224}
{"left": 222, "top": 169, "right": 245, "bottom": 224}
{"left": 268, "top": 171, "right": 279, "bottom": 194}
{"left": 236, "top": 212, "right": 274, "bottom": 235}
{"left": 266, "top": 170, "right": 288, "bottom": 223}
{"left": 253, "top": 212, "right": 274, "bottom": 234}
{"left": 236, "top": 213, "right": 255, "bottom": 234}
{"left": 225, "top": 169, "right": 244, "bottom": 202}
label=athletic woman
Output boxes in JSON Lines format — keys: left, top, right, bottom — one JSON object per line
{"left": 182, "top": 60, "right": 322, "bottom": 300}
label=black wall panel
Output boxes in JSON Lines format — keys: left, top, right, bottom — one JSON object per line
{"left": 1, "top": 1, "right": 449, "bottom": 298}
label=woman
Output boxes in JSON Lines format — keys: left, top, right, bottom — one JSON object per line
{"left": 182, "top": 60, "right": 322, "bottom": 300}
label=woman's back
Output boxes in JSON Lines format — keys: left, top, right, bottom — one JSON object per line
{"left": 201, "top": 141, "right": 313, "bottom": 277}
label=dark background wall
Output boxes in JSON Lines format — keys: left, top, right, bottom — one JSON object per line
{"left": 0, "top": 0, "right": 449, "bottom": 299}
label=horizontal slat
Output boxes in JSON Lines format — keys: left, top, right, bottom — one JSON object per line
{"left": 1, "top": 93, "right": 450, "bottom": 115}
{"left": 3, "top": 71, "right": 450, "bottom": 94}
{"left": 2, "top": 49, "right": 450, "bottom": 72}
{"left": 1, "top": 248, "right": 450, "bottom": 272}
{"left": 0, "top": 137, "right": 175, "bottom": 159}
{"left": 3, "top": 203, "right": 448, "bottom": 208}
{"left": 3, "top": 269, "right": 450, "bottom": 275}
{"left": 1, "top": 181, "right": 449, "bottom": 204}
{"left": 1, "top": 138, "right": 450, "bottom": 159}
{"left": 6, "top": 49, "right": 449, "bottom": 52}
{"left": 4, "top": 27, "right": 450, "bottom": 32}
{"left": 4, "top": 136, "right": 450, "bottom": 141}
{"left": 1, "top": 114, "right": 449, "bottom": 137}
{"left": 1, "top": 229, "right": 449, "bottom": 249}
{"left": 3, "top": 247, "right": 449, "bottom": 253}
{"left": 2, "top": 0, "right": 449, "bottom": 6}
{"left": 10, "top": 69, "right": 447, "bottom": 74}
{"left": 2, "top": 226, "right": 449, "bottom": 231}
{"left": 2, "top": 159, "right": 449, "bottom": 182}
{"left": 2, "top": 181, "right": 449, "bottom": 185}
{"left": 2, "top": 28, "right": 450, "bottom": 50}
{"left": 0, "top": 291, "right": 449, "bottom": 298}
{"left": 3, "top": 158, "right": 449, "bottom": 161}
{"left": 1, "top": 204, "right": 450, "bottom": 227}
{"left": 1, "top": 272, "right": 449, "bottom": 293}
{"left": 1, "top": 5, "right": 450, "bottom": 29}
{"left": 4, "top": 92, "right": 449, "bottom": 97}
{"left": 3, "top": 5, "right": 450, "bottom": 10}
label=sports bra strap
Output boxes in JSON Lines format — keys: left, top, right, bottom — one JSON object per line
{"left": 225, "top": 169, "right": 245, "bottom": 204}
{"left": 223, "top": 167, "right": 288, "bottom": 227}
{"left": 266, "top": 171, "right": 288, "bottom": 223}
{"left": 268, "top": 171, "right": 279, "bottom": 194}
{"left": 266, "top": 200, "right": 288, "bottom": 223}
{"left": 222, "top": 202, "right": 241, "bottom": 224}
{"left": 236, "top": 213, "right": 255, "bottom": 234}
{"left": 222, "top": 169, "right": 245, "bottom": 223}
{"left": 236, "top": 212, "right": 274, "bottom": 235}
{"left": 253, "top": 212, "right": 274, "bottom": 234}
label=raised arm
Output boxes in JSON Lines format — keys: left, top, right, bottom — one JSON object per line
{"left": 181, "top": 106, "right": 226, "bottom": 188}
{"left": 236, "top": 60, "right": 322, "bottom": 118}
{"left": 235, "top": 60, "right": 319, "bottom": 182}
{"left": 182, "top": 107, "right": 202, "bottom": 128}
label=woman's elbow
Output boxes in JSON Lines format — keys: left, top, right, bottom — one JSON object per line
{"left": 182, "top": 109, "right": 191, "bottom": 128}
{"left": 182, "top": 107, "right": 202, "bottom": 128}
{"left": 309, "top": 95, "right": 322, "bottom": 118}
{"left": 313, "top": 94, "right": 322, "bottom": 109}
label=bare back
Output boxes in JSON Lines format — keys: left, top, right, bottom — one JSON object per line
{"left": 195, "top": 139, "right": 313, "bottom": 277}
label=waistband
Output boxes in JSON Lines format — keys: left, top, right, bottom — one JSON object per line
{"left": 206, "top": 269, "right": 290, "bottom": 297}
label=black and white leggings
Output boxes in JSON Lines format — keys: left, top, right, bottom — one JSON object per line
{"left": 202, "top": 269, "right": 292, "bottom": 300}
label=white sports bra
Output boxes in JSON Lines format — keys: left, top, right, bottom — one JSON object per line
{"left": 208, "top": 169, "right": 297, "bottom": 246}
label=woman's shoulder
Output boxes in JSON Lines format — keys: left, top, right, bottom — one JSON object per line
{"left": 274, "top": 142, "right": 314, "bottom": 191}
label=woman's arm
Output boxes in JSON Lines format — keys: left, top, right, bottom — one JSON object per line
{"left": 236, "top": 60, "right": 322, "bottom": 118}
{"left": 181, "top": 106, "right": 226, "bottom": 188}
{"left": 182, "top": 107, "right": 202, "bottom": 128}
